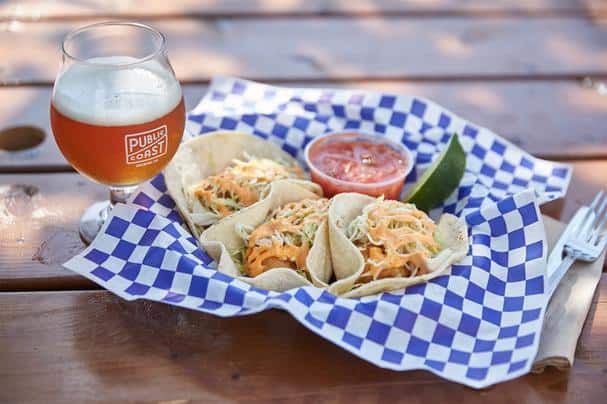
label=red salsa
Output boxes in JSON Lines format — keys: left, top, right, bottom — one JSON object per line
{"left": 305, "top": 133, "right": 411, "bottom": 199}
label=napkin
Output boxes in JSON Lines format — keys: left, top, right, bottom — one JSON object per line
{"left": 533, "top": 216, "right": 605, "bottom": 372}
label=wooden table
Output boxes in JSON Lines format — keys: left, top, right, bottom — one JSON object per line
{"left": 1, "top": 1, "right": 606, "bottom": 402}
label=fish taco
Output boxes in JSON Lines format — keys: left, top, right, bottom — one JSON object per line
{"left": 164, "top": 131, "right": 313, "bottom": 237}
{"left": 201, "top": 181, "right": 332, "bottom": 292}
{"left": 328, "top": 193, "right": 468, "bottom": 298}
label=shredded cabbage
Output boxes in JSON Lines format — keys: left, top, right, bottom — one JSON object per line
{"left": 346, "top": 197, "right": 440, "bottom": 285}
{"left": 186, "top": 154, "right": 303, "bottom": 227}
{"left": 236, "top": 198, "right": 329, "bottom": 278}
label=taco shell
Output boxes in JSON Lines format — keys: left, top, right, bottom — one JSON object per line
{"left": 200, "top": 180, "right": 331, "bottom": 292}
{"left": 164, "top": 131, "right": 313, "bottom": 238}
{"left": 328, "top": 193, "right": 468, "bottom": 298}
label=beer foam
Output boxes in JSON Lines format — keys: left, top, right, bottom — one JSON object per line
{"left": 52, "top": 56, "right": 183, "bottom": 126}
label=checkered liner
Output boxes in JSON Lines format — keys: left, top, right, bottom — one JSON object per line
{"left": 65, "top": 77, "right": 572, "bottom": 389}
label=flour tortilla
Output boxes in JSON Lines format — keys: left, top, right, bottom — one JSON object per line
{"left": 164, "top": 131, "right": 313, "bottom": 238}
{"left": 200, "top": 180, "right": 331, "bottom": 292}
{"left": 327, "top": 193, "right": 469, "bottom": 298}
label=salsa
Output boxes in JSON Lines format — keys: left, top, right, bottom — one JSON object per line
{"left": 305, "top": 133, "right": 411, "bottom": 199}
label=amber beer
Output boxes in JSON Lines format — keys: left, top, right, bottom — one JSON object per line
{"left": 51, "top": 99, "right": 184, "bottom": 186}
{"left": 50, "top": 56, "right": 185, "bottom": 186}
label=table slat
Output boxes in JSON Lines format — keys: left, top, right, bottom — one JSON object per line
{"left": 0, "top": 281, "right": 605, "bottom": 402}
{"left": 1, "top": 80, "right": 607, "bottom": 172}
{"left": 1, "top": 17, "right": 606, "bottom": 85}
{"left": 0, "top": 173, "right": 103, "bottom": 290}
{"left": 1, "top": 0, "right": 606, "bottom": 19}
{"left": 1, "top": 164, "right": 606, "bottom": 291}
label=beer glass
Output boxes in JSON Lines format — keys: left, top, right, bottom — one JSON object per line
{"left": 51, "top": 22, "right": 185, "bottom": 243}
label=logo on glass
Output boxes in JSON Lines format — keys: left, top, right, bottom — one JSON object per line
{"left": 125, "top": 125, "right": 168, "bottom": 166}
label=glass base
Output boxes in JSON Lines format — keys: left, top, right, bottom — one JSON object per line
{"left": 79, "top": 185, "right": 139, "bottom": 245}
{"left": 79, "top": 200, "right": 111, "bottom": 244}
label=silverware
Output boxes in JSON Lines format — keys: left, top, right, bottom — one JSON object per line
{"left": 546, "top": 191, "right": 607, "bottom": 299}
{"left": 546, "top": 207, "right": 583, "bottom": 280}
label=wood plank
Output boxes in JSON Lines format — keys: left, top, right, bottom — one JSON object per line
{"left": 0, "top": 281, "right": 605, "bottom": 402}
{"left": 1, "top": 80, "right": 607, "bottom": 173}
{"left": 0, "top": 86, "right": 64, "bottom": 171}
{"left": 0, "top": 173, "right": 103, "bottom": 290}
{"left": 1, "top": 17, "right": 606, "bottom": 85}
{"left": 541, "top": 159, "right": 607, "bottom": 224}
{"left": 1, "top": 0, "right": 606, "bottom": 19}
{"left": 1, "top": 160, "right": 606, "bottom": 291}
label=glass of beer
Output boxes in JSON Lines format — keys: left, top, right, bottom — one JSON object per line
{"left": 50, "top": 22, "right": 185, "bottom": 243}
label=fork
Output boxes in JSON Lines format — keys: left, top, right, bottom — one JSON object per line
{"left": 546, "top": 191, "right": 607, "bottom": 299}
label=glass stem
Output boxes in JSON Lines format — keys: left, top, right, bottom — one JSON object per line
{"left": 79, "top": 186, "right": 138, "bottom": 245}
{"left": 109, "top": 185, "right": 139, "bottom": 207}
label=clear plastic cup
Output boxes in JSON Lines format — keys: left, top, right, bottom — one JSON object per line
{"left": 304, "top": 131, "right": 413, "bottom": 199}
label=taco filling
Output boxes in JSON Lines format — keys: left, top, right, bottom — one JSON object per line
{"left": 187, "top": 154, "right": 304, "bottom": 222}
{"left": 234, "top": 198, "right": 330, "bottom": 279}
{"left": 346, "top": 198, "right": 442, "bottom": 285}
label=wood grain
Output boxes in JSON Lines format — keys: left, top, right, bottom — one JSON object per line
{"left": 1, "top": 0, "right": 606, "bottom": 19}
{"left": 0, "top": 3, "right": 605, "bottom": 401}
{"left": 0, "top": 173, "right": 104, "bottom": 290}
{"left": 1, "top": 162, "right": 606, "bottom": 291}
{"left": 1, "top": 80, "right": 606, "bottom": 172}
{"left": 0, "top": 281, "right": 605, "bottom": 402}
{"left": 1, "top": 17, "right": 606, "bottom": 85}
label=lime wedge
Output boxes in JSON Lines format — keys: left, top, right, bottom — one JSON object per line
{"left": 403, "top": 133, "right": 466, "bottom": 212}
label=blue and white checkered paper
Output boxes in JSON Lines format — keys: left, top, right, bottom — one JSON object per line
{"left": 65, "top": 77, "right": 572, "bottom": 388}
